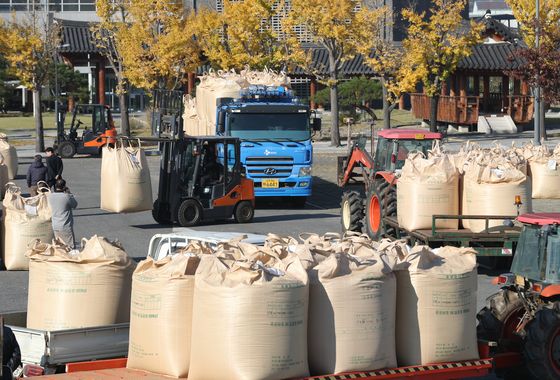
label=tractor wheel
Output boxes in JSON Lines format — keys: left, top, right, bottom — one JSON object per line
{"left": 152, "top": 200, "right": 171, "bottom": 225}
{"left": 58, "top": 141, "right": 77, "bottom": 158}
{"left": 524, "top": 302, "right": 560, "bottom": 380}
{"left": 177, "top": 199, "right": 203, "bottom": 227}
{"left": 477, "top": 288, "right": 528, "bottom": 379}
{"left": 477, "top": 289, "right": 525, "bottom": 349}
{"left": 364, "top": 180, "right": 397, "bottom": 240}
{"left": 234, "top": 201, "right": 254, "bottom": 223}
{"left": 341, "top": 191, "right": 363, "bottom": 233}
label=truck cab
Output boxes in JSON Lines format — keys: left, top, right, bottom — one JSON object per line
{"left": 216, "top": 85, "right": 320, "bottom": 207}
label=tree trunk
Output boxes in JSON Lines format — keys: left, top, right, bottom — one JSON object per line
{"left": 429, "top": 95, "right": 439, "bottom": 133}
{"left": 33, "top": 88, "right": 44, "bottom": 152}
{"left": 119, "top": 92, "right": 130, "bottom": 136}
{"left": 329, "top": 84, "right": 340, "bottom": 146}
{"left": 381, "top": 77, "right": 390, "bottom": 129}
{"left": 328, "top": 52, "right": 340, "bottom": 147}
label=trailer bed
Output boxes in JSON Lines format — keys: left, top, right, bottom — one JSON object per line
{"left": 384, "top": 215, "right": 520, "bottom": 256}
{"left": 38, "top": 358, "right": 493, "bottom": 379}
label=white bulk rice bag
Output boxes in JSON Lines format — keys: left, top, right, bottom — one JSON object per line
{"left": 26, "top": 236, "right": 135, "bottom": 330}
{"left": 100, "top": 142, "right": 152, "bottom": 213}
{"left": 2, "top": 185, "right": 53, "bottom": 270}
{"left": 462, "top": 158, "right": 531, "bottom": 232}
{"left": 127, "top": 254, "right": 200, "bottom": 378}
{"left": 0, "top": 133, "right": 18, "bottom": 179}
{"left": 396, "top": 245, "right": 479, "bottom": 366}
{"left": 182, "top": 95, "right": 200, "bottom": 136}
{"left": 525, "top": 143, "right": 560, "bottom": 199}
{"left": 530, "top": 158, "right": 560, "bottom": 199}
{"left": 398, "top": 153, "right": 459, "bottom": 231}
{"left": 308, "top": 248, "right": 397, "bottom": 374}
{"left": 0, "top": 154, "right": 9, "bottom": 199}
{"left": 195, "top": 71, "right": 247, "bottom": 135}
{"left": 189, "top": 253, "right": 309, "bottom": 380}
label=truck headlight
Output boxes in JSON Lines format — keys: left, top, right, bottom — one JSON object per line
{"left": 298, "top": 167, "right": 311, "bottom": 177}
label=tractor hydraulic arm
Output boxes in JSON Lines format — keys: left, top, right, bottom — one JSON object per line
{"left": 340, "top": 145, "right": 374, "bottom": 187}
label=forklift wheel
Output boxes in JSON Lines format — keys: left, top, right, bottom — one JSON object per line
{"left": 177, "top": 199, "right": 203, "bottom": 227}
{"left": 57, "top": 141, "right": 77, "bottom": 158}
{"left": 234, "top": 201, "right": 254, "bottom": 223}
{"left": 152, "top": 200, "right": 171, "bottom": 225}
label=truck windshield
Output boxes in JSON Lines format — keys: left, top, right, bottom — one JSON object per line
{"left": 228, "top": 113, "right": 310, "bottom": 141}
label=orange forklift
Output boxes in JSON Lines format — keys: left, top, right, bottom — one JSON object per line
{"left": 54, "top": 103, "right": 117, "bottom": 158}
{"left": 152, "top": 136, "right": 255, "bottom": 227}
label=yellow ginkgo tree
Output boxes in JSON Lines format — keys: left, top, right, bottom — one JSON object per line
{"left": 357, "top": 6, "right": 404, "bottom": 129}
{"left": 190, "top": 0, "right": 301, "bottom": 71}
{"left": 397, "top": 0, "right": 482, "bottom": 132}
{"left": 506, "top": 0, "right": 560, "bottom": 141}
{"left": 506, "top": 0, "right": 560, "bottom": 46}
{"left": 93, "top": 0, "right": 131, "bottom": 136}
{"left": 0, "top": 12, "right": 59, "bottom": 151}
{"left": 284, "top": 0, "right": 386, "bottom": 146}
{"left": 118, "top": 0, "right": 201, "bottom": 91}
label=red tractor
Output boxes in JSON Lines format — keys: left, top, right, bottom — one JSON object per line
{"left": 338, "top": 129, "right": 442, "bottom": 240}
{"left": 477, "top": 213, "right": 560, "bottom": 380}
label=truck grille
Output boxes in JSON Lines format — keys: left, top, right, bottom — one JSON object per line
{"left": 246, "top": 156, "right": 294, "bottom": 178}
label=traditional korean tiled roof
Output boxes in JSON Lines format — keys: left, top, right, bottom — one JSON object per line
{"left": 56, "top": 19, "right": 101, "bottom": 54}
{"left": 480, "top": 14, "right": 520, "bottom": 42}
{"left": 290, "top": 48, "right": 375, "bottom": 76}
{"left": 457, "top": 42, "right": 525, "bottom": 71}
{"left": 57, "top": 16, "right": 524, "bottom": 75}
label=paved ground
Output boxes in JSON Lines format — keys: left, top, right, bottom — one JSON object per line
{"left": 2, "top": 131, "right": 560, "bottom": 335}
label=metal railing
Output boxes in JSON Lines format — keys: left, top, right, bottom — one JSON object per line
{"left": 0, "top": 0, "right": 96, "bottom": 12}
{"left": 410, "top": 93, "right": 480, "bottom": 125}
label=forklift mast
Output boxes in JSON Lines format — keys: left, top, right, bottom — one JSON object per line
{"left": 56, "top": 102, "right": 68, "bottom": 141}
{"left": 151, "top": 89, "right": 184, "bottom": 139}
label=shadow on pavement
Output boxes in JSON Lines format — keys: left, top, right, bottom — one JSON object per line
{"left": 310, "top": 177, "right": 346, "bottom": 209}
{"left": 74, "top": 212, "right": 118, "bottom": 218}
{"left": 131, "top": 223, "right": 170, "bottom": 229}
{"left": 253, "top": 213, "right": 337, "bottom": 223}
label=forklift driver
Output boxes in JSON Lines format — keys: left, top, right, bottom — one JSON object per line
{"left": 200, "top": 145, "right": 223, "bottom": 187}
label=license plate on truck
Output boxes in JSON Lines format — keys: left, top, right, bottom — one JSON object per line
{"left": 262, "top": 179, "right": 279, "bottom": 188}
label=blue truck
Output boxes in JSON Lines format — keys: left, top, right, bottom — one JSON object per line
{"left": 214, "top": 85, "right": 321, "bottom": 207}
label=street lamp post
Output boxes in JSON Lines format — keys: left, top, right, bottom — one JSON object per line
{"left": 533, "top": 0, "right": 541, "bottom": 145}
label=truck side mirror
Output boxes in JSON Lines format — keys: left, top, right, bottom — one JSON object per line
{"left": 217, "top": 111, "right": 225, "bottom": 134}
{"left": 311, "top": 118, "right": 321, "bottom": 131}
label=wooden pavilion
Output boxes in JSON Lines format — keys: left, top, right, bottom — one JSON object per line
{"left": 410, "top": 14, "right": 534, "bottom": 127}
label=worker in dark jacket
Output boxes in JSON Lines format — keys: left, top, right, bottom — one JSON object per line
{"left": 45, "top": 147, "right": 63, "bottom": 188}
{"left": 2, "top": 324, "right": 22, "bottom": 379}
{"left": 26, "top": 155, "right": 47, "bottom": 196}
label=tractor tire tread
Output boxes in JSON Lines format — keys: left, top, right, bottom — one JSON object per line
{"left": 523, "top": 303, "right": 560, "bottom": 380}
{"left": 476, "top": 289, "right": 523, "bottom": 342}
{"left": 364, "top": 181, "right": 396, "bottom": 240}
{"left": 476, "top": 289, "right": 528, "bottom": 380}
{"left": 341, "top": 191, "right": 363, "bottom": 233}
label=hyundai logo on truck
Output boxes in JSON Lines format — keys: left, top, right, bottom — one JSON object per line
{"left": 264, "top": 168, "right": 277, "bottom": 175}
